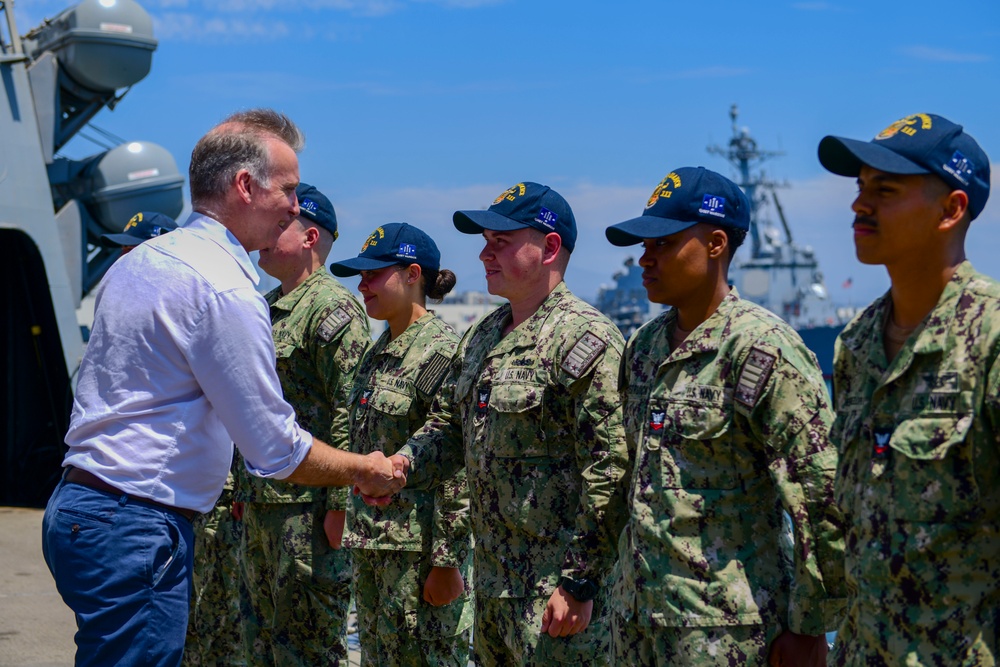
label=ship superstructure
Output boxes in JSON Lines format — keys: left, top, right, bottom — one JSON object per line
{"left": 1, "top": 0, "right": 182, "bottom": 505}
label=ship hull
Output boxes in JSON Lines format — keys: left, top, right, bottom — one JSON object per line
{"left": 796, "top": 324, "right": 843, "bottom": 380}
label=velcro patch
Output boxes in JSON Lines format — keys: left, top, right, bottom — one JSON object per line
{"left": 561, "top": 331, "right": 606, "bottom": 379}
{"left": 415, "top": 353, "right": 451, "bottom": 395}
{"left": 316, "top": 306, "right": 351, "bottom": 342}
{"left": 735, "top": 347, "right": 777, "bottom": 408}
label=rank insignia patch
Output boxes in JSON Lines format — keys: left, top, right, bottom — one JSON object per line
{"left": 873, "top": 427, "right": 893, "bottom": 458}
{"left": 358, "top": 389, "right": 372, "bottom": 410}
{"left": 735, "top": 347, "right": 777, "bottom": 408}
{"left": 317, "top": 307, "right": 351, "bottom": 342}
{"left": 561, "top": 331, "right": 606, "bottom": 379}
{"left": 475, "top": 386, "right": 490, "bottom": 417}
{"left": 649, "top": 410, "right": 666, "bottom": 431}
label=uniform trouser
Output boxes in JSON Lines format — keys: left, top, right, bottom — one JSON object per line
{"left": 610, "top": 613, "right": 775, "bottom": 667}
{"left": 473, "top": 594, "right": 611, "bottom": 666}
{"left": 182, "top": 493, "right": 245, "bottom": 666}
{"left": 239, "top": 500, "right": 352, "bottom": 667}
{"left": 353, "top": 547, "right": 472, "bottom": 667}
{"left": 42, "top": 477, "right": 194, "bottom": 667}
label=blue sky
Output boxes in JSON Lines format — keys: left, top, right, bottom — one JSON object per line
{"left": 20, "top": 0, "right": 1000, "bottom": 307}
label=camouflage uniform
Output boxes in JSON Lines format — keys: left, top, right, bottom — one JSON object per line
{"left": 232, "top": 267, "right": 369, "bottom": 667}
{"left": 612, "top": 290, "right": 846, "bottom": 666}
{"left": 183, "top": 469, "right": 245, "bottom": 666}
{"left": 397, "top": 281, "right": 629, "bottom": 666}
{"left": 344, "top": 312, "right": 472, "bottom": 667}
{"left": 830, "top": 261, "right": 1000, "bottom": 665}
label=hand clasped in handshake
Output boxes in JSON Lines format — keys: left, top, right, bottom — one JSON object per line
{"left": 353, "top": 451, "right": 410, "bottom": 504}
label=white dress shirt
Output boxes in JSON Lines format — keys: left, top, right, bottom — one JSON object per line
{"left": 64, "top": 213, "right": 313, "bottom": 513}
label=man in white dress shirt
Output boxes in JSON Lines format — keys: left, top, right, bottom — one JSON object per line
{"left": 41, "top": 109, "right": 404, "bottom": 667}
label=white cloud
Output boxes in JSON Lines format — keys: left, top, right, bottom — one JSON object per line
{"left": 153, "top": 12, "right": 292, "bottom": 41}
{"left": 899, "top": 45, "right": 990, "bottom": 63}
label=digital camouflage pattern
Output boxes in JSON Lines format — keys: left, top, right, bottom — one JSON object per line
{"left": 474, "top": 594, "right": 611, "bottom": 667}
{"left": 397, "top": 281, "right": 629, "bottom": 663}
{"left": 241, "top": 500, "right": 353, "bottom": 666}
{"left": 830, "top": 261, "right": 1000, "bottom": 665}
{"left": 183, "top": 473, "right": 245, "bottom": 667}
{"left": 612, "top": 290, "right": 846, "bottom": 655}
{"left": 353, "top": 548, "right": 472, "bottom": 667}
{"left": 233, "top": 267, "right": 369, "bottom": 667}
{"left": 344, "top": 312, "right": 472, "bottom": 666}
{"left": 610, "top": 615, "right": 775, "bottom": 667}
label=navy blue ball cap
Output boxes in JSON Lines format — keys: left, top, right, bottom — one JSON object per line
{"left": 818, "top": 113, "right": 991, "bottom": 220}
{"left": 453, "top": 182, "right": 578, "bottom": 253}
{"left": 606, "top": 167, "right": 751, "bottom": 247}
{"left": 296, "top": 182, "right": 338, "bottom": 239}
{"left": 101, "top": 211, "right": 177, "bottom": 247}
{"left": 329, "top": 222, "right": 441, "bottom": 277}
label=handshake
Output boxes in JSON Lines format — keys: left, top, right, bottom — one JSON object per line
{"left": 353, "top": 451, "right": 411, "bottom": 505}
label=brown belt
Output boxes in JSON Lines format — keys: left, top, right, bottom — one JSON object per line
{"left": 65, "top": 467, "right": 198, "bottom": 522}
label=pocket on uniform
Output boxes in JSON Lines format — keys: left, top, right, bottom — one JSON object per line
{"left": 370, "top": 386, "right": 413, "bottom": 417}
{"left": 888, "top": 413, "right": 979, "bottom": 522}
{"left": 487, "top": 383, "right": 548, "bottom": 458}
{"left": 417, "top": 591, "right": 474, "bottom": 639}
{"left": 667, "top": 403, "right": 739, "bottom": 489}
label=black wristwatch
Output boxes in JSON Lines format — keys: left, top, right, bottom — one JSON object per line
{"left": 558, "top": 576, "right": 599, "bottom": 602}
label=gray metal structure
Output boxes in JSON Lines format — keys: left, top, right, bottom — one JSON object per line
{"left": 1, "top": 0, "right": 183, "bottom": 506}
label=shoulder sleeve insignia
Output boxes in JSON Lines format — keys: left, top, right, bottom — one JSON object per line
{"left": 735, "top": 346, "right": 777, "bottom": 408}
{"left": 415, "top": 352, "right": 451, "bottom": 396}
{"left": 561, "top": 331, "right": 607, "bottom": 379}
{"left": 316, "top": 306, "right": 351, "bottom": 343}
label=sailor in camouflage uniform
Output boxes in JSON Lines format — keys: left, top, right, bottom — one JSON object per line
{"left": 819, "top": 114, "right": 998, "bottom": 664}
{"left": 331, "top": 223, "right": 472, "bottom": 667}
{"left": 183, "top": 465, "right": 245, "bottom": 666}
{"left": 378, "top": 183, "right": 629, "bottom": 666}
{"left": 232, "top": 183, "right": 369, "bottom": 666}
{"left": 604, "top": 167, "right": 846, "bottom": 666}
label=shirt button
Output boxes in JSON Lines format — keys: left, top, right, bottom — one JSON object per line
{"left": 71, "top": 524, "right": 80, "bottom": 533}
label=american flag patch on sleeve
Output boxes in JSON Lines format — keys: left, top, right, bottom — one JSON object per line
{"left": 415, "top": 352, "right": 451, "bottom": 395}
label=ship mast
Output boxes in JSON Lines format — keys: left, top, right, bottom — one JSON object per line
{"left": 707, "top": 104, "right": 786, "bottom": 259}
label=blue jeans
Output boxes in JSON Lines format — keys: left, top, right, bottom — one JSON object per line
{"left": 42, "top": 477, "right": 195, "bottom": 667}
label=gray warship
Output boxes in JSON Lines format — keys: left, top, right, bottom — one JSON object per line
{"left": 597, "top": 105, "right": 851, "bottom": 378}
{"left": 0, "top": 0, "right": 183, "bottom": 506}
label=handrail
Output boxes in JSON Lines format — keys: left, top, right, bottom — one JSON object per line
{"left": 1, "top": 0, "right": 23, "bottom": 56}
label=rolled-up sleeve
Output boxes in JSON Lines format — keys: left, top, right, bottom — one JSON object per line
{"left": 186, "top": 288, "right": 312, "bottom": 479}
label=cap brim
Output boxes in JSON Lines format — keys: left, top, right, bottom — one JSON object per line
{"left": 453, "top": 210, "right": 530, "bottom": 235}
{"left": 818, "top": 135, "right": 931, "bottom": 177}
{"left": 605, "top": 216, "right": 699, "bottom": 247}
{"left": 328, "top": 256, "right": 399, "bottom": 277}
{"left": 100, "top": 233, "right": 143, "bottom": 247}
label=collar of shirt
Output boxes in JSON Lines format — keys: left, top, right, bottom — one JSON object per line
{"left": 841, "top": 260, "right": 976, "bottom": 361}
{"left": 840, "top": 260, "right": 977, "bottom": 385}
{"left": 381, "top": 311, "right": 437, "bottom": 359}
{"left": 488, "top": 280, "right": 571, "bottom": 357}
{"left": 182, "top": 212, "right": 260, "bottom": 286}
{"left": 665, "top": 288, "right": 742, "bottom": 362}
{"left": 267, "top": 266, "right": 331, "bottom": 312}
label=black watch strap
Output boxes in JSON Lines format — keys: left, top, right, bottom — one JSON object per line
{"left": 558, "top": 576, "right": 599, "bottom": 602}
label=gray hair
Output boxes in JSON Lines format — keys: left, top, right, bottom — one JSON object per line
{"left": 189, "top": 109, "right": 305, "bottom": 206}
